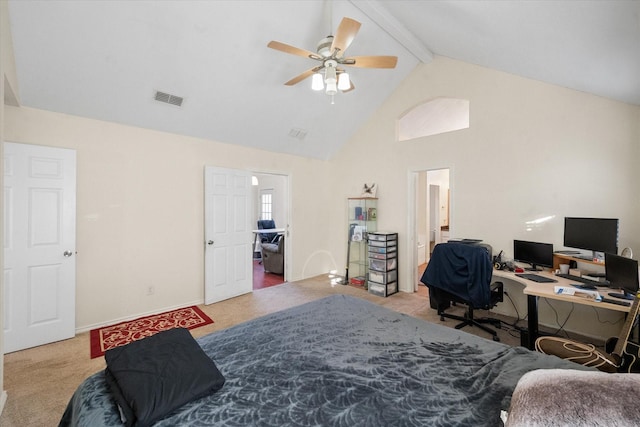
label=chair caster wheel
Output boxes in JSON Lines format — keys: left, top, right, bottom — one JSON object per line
{"left": 493, "top": 336, "right": 500, "bottom": 342}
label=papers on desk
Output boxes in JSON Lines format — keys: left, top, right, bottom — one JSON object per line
{"left": 554, "top": 286, "right": 602, "bottom": 301}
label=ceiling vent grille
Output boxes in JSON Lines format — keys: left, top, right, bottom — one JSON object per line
{"left": 154, "top": 91, "right": 184, "bottom": 107}
{"left": 288, "top": 128, "right": 307, "bottom": 140}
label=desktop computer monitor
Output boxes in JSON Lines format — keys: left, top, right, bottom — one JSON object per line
{"left": 564, "top": 217, "right": 618, "bottom": 257}
{"left": 513, "top": 240, "right": 554, "bottom": 271}
{"left": 605, "top": 252, "right": 639, "bottom": 301}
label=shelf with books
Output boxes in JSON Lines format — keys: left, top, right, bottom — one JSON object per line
{"left": 346, "top": 198, "right": 377, "bottom": 289}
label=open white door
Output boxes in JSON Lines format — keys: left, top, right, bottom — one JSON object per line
{"left": 4, "top": 142, "right": 76, "bottom": 353}
{"left": 204, "top": 166, "right": 252, "bottom": 304}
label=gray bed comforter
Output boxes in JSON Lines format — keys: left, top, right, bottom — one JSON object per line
{"left": 60, "top": 294, "right": 589, "bottom": 426}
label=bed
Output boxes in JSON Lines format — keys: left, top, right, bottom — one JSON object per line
{"left": 60, "top": 294, "right": 592, "bottom": 426}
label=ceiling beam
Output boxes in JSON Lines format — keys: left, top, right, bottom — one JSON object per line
{"left": 349, "top": 0, "right": 434, "bottom": 63}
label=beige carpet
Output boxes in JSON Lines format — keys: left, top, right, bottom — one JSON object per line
{"left": 0, "top": 274, "right": 521, "bottom": 426}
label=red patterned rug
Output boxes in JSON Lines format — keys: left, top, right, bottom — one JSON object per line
{"left": 89, "top": 306, "right": 213, "bottom": 358}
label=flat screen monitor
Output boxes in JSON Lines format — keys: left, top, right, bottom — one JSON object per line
{"left": 513, "top": 240, "right": 554, "bottom": 271}
{"left": 563, "top": 217, "right": 619, "bottom": 256}
{"left": 605, "top": 252, "right": 638, "bottom": 301}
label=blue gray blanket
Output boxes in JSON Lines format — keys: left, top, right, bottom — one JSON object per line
{"left": 59, "top": 294, "right": 588, "bottom": 426}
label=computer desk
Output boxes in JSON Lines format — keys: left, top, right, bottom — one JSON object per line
{"left": 492, "top": 269, "right": 631, "bottom": 350}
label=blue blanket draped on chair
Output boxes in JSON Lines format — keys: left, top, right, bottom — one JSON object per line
{"left": 421, "top": 242, "right": 493, "bottom": 308}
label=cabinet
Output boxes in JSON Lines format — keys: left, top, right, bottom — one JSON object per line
{"left": 368, "top": 232, "right": 398, "bottom": 297}
{"left": 346, "top": 198, "right": 377, "bottom": 288}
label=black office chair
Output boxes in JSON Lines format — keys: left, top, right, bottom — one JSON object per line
{"left": 421, "top": 242, "right": 504, "bottom": 341}
{"left": 257, "top": 220, "right": 279, "bottom": 244}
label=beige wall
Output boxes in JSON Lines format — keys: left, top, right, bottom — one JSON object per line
{"left": 4, "top": 106, "right": 335, "bottom": 331}
{"left": 3, "top": 54, "right": 640, "bottom": 346}
{"left": 327, "top": 56, "right": 640, "bottom": 339}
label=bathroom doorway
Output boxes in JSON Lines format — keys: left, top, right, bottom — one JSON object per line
{"left": 412, "top": 168, "right": 450, "bottom": 291}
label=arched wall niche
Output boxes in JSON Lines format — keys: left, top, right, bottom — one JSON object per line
{"left": 398, "top": 97, "right": 470, "bottom": 141}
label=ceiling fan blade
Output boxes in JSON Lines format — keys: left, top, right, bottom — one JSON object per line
{"left": 284, "top": 66, "right": 323, "bottom": 86}
{"left": 330, "top": 17, "right": 361, "bottom": 57}
{"left": 342, "top": 56, "right": 398, "bottom": 68}
{"left": 267, "top": 41, "right": 323, "bottom": 61}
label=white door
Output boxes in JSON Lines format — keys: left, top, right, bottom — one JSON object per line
{"left": 4, "top": 142, "right": 76, "bottom": 353}
{"left": 204, "top": 166, "right": 252, "bottom": 304}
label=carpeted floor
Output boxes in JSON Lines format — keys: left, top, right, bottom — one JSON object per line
{"left": 0, "top": 274, "right": 522, "bottom": 427}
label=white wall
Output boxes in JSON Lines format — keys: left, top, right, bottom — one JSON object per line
{"left": 4, "top": 106, "right": 336, "bottom": 331}
{"left": 328, "top": 56, "right": 640, "bottom": 339}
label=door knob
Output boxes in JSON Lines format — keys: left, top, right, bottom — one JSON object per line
{"left": 63, "top": 250, "right": 74, "bottom": 257}
{"left": 207, "top": 240, "right": 214, "bottom": 245}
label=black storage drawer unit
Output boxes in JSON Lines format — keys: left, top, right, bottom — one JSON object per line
{"left": 367, "top": 232, "right": 398, "bottom": 297}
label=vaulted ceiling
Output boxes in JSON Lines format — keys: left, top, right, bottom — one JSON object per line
{"left": 7, "top": 1, "right": 640, "bottom": 160}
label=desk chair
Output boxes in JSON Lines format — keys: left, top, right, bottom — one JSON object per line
{"left": 421, "top": 242, "right": 504, "bottom": 341}
{"left": 257, "top": 220, "right": 279, "bottom": 244}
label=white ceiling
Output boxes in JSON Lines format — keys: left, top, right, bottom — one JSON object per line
{"left": 7, "top": 1, "right": 640, "bottom": 160}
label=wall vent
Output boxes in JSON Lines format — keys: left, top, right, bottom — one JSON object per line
{"left": 288, "top": 128, "right": 307, "bottom": 140}
{"left": 154, "top": 91, "right": 184, "bottom": 107}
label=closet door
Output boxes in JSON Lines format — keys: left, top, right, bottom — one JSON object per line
{"left": 4, "top": 142, "right": 76, "bottom": 353}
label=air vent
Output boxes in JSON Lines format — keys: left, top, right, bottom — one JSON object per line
{"left": 154, "top": 91, "right": 184, "bottom": 107}
{"left": 288, "top": 128, "right": 307, "bottom": 140}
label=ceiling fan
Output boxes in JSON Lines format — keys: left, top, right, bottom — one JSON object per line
{"left": 267, "top": 17, "right": 398, "bottom": 102}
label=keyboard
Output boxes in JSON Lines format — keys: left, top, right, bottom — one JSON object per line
{"left": 601, "top": 297, "right": 631, "bottom": 307}
{"left": 556, "top": 273, "right": 609, "bottom": 286}
{"left": 515, "top": 273, "right": 558, "bottom": 283}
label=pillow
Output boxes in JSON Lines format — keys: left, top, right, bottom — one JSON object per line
{"left": 104, "top": 327, "right": 225, "bottom": 427}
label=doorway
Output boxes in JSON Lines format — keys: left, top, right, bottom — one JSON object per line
{"left": 251, "top": 172, "right": 290, "bottom": 290}
{"left": 411, "top": 168, "right": 450, "bottom": 292}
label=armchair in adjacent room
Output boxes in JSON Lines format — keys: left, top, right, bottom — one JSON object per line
{"left": 261, "top": 235, "right": 284, "bottom": 275}
{"left": 420, "top": 242, "right": 504, "bottom": 341}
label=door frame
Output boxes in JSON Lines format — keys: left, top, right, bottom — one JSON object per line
{"left": 407, "top": 166, "right": 453, "bottom": 292}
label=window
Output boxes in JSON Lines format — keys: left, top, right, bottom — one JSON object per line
{"left": 398, "top": 97, "right": 469, "bottom": 141}
{"left": 260, "top": 191, "right": 273, "bottom": 220}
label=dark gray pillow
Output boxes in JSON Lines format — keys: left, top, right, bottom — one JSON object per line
{"left": 104, "top": 327, "right": 225, "bottom": 427}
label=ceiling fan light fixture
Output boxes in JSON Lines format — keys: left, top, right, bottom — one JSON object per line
{"left": 337, "top": 72, "right": 350, "bottom": 91}
{"left": 324, "top": 65, "right": 338, "bottom": 96}
{"left": 326, "top": 81, "right": 337, "bottom": 96}
{"left": 311, "top": 73, "right": 324, "bottom": 91}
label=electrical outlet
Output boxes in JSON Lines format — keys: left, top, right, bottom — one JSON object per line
{"left": 147, "top": 285, "right": 155, "bottom": 296}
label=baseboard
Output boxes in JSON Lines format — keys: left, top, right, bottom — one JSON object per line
{"left": 0, "top": 390, "right": 7, "bottom": 417}
{"left": 75, "top": 298, "right": 204, "bottom": 334}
